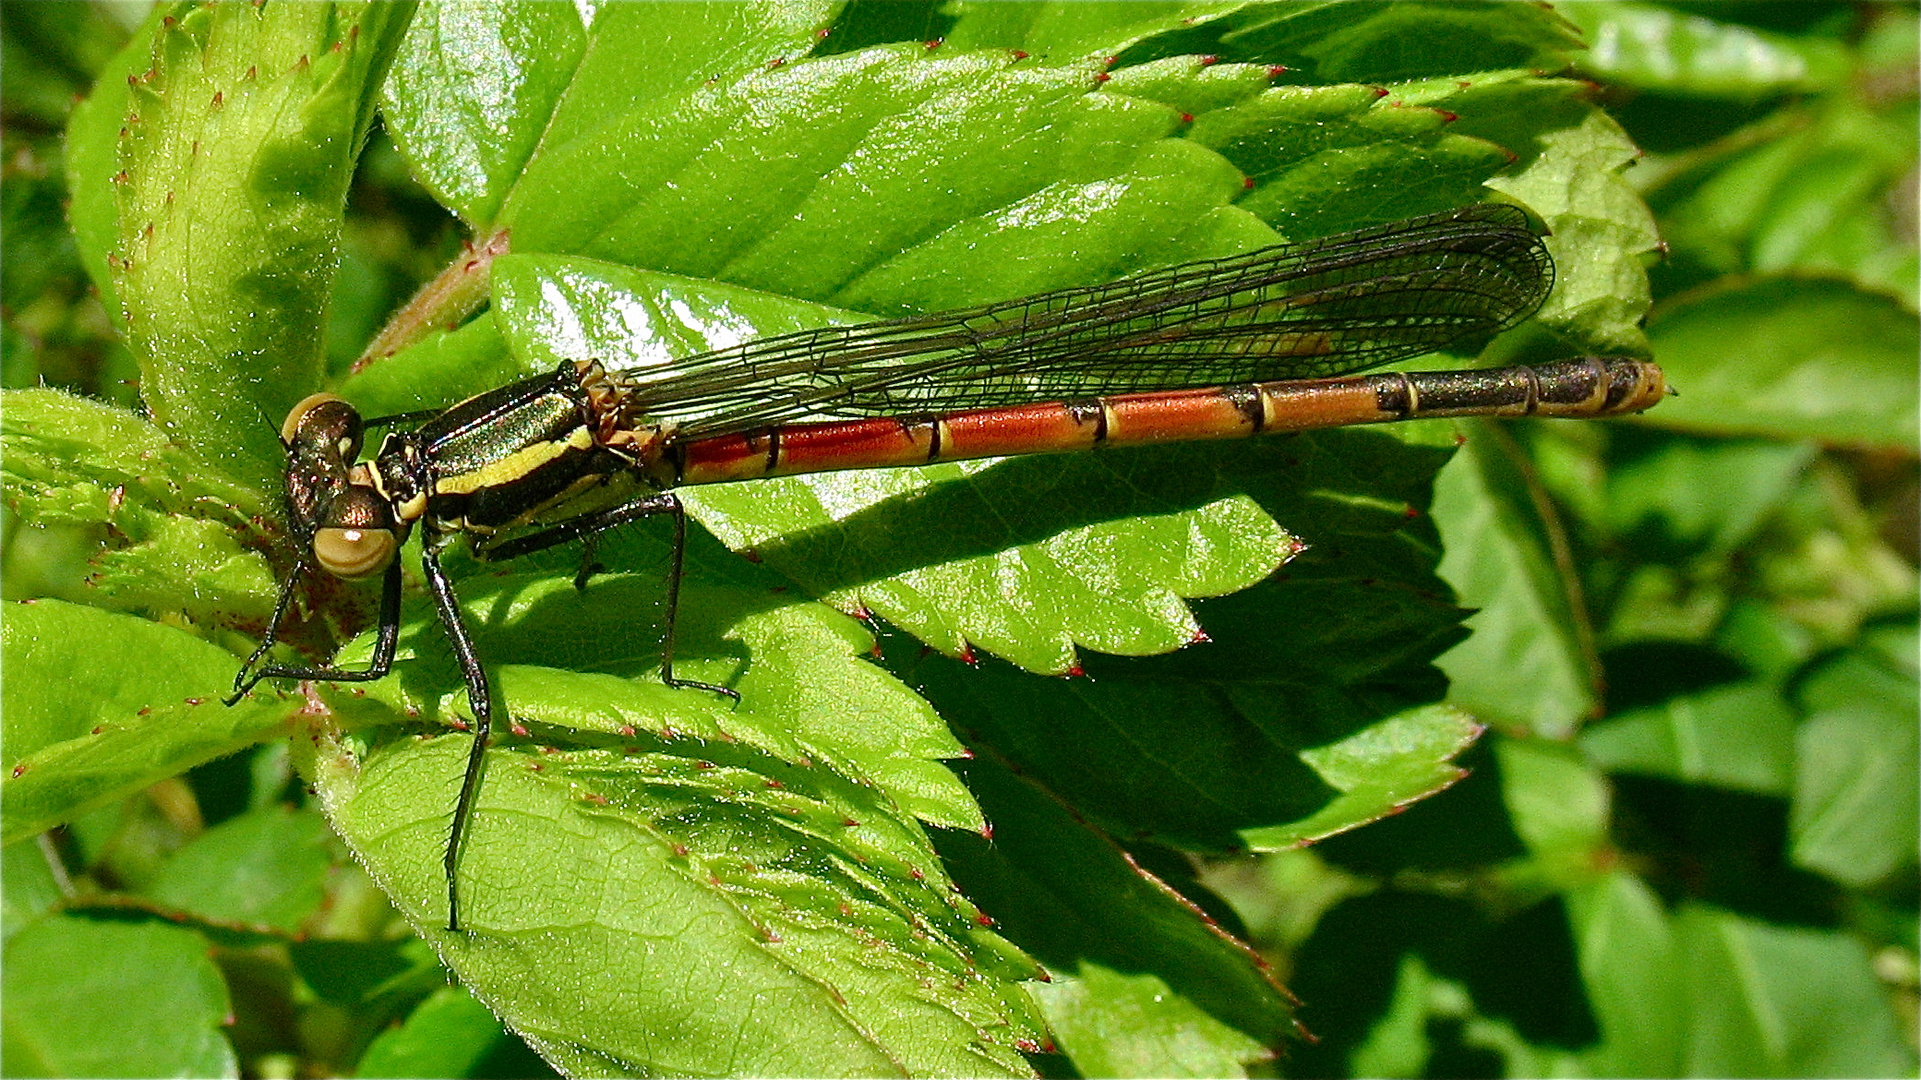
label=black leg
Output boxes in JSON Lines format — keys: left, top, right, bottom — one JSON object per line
{"left": 228, "top": 559, "right": 404, "bottom": 704}
{"left": 572, "top": 532, "right": 604, "bottom": 593}
{"left": 227, "top": 556, "right": 309, "bottom": 705}
{"left": 420, "top": 541, "right": 494, "bottom": 934}
{"left": 444, "top": 494, "right": 743, "bottom": 930}
{"left": 655, "top": 499, "right": 737, "bottom": 699}
{"left": 477, "top": 492, "right": 739, "bottom": 701}
{"left": 475, "top": 491, "right": 683, "bottom": 561}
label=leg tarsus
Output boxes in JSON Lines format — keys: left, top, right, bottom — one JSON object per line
{"left": 229, "top": 559, "right": 403, "bottom": 703}
{"left": 572, "top": 533, "right": 604, "bottom": 593}
{"left": 653, "top": 496, "right": 739, "bottom": 703}
{"left": 665, "top": 673, "right": 742, "bottom": 703}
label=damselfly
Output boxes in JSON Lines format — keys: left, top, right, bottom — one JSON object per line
{"left": 228, "top": 203, "right": 1668, "bottom": 931}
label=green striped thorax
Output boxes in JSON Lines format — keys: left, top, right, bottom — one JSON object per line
{"left": 277, "top": 360, "right": 673, "bottom": 584}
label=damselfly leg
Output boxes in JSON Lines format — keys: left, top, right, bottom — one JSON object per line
{"left": 474, "top": 490, "right": 740, "bottom": 699}
{"left": 227, "top": 559, "right": 404, "bottom": 706}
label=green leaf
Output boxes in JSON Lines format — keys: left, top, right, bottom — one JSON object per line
{"left": 1284, "top": 885, "right": 1599, "bottom": 1078}
{"left": 2, "top": 916, "right": 238, "bottom": 1078}
{"left": 0, "top": 384, "right": 280, "bottom": 622}
{"left": 317, "top": 730, "right": 1044, "bottom": 1078}
{"left": 1471, "top": 82, "right": 1660, "bottom": 358}
{"left": 1599, "top": 434, "right": 1818, "bottom": 557}
{"left": 382, "top": 3, "right": 839, "bottom": 228}
{"left": 0, "top": 3, "right": 130, "bottom": 128}
{"left": 1563, "top": 2, "right": 1851, "bottom": 97}
{"left": 939, "top": 756, "right": 1290, "bottom": 1077}
{"left": 1496, "top": 738, "right": 1609, "bottom": 863}
{"left": 888, "top": 423, "right": 1480, "bottom": 852}
{"left": 1032, "top": 968, "right": 1270, "bottom": 1079}
{"left": 306, "top": 568, "right": 1034, "bottom": 1072}
{"left": 499, "top": 44, "right": 1261, "bottom": 309}
{"left": 1674, "top": 903, "right": 1917, "bottom": 1076}
{"left": 1325, "top": 871, "right": 1921, "bottom": 1077}
{"left": 1579, "top": 680, "right": 1796, "bottom": 795}
{"left": 331, "top": 569, "right": 982, "bottom": 833}
{"left": 1643, "top": 277, "right": 1919, "bottom": 450}
{"left": 1188, "top": 79, "right": 1514, "bottom": 230}
{"left": 1, "top": 841, "right": 65, "bottom": 945}
{"left": 1643, "top": 60, "right": 1918, "bottom": 300}
{"left": 66, "top": 2, "right": 412, "bottom": 489}
{"left": 1348, "top": 953, "right": 1444, "bottom": 1078}
{"left": 1, "top": 600, "right": 291, "bottom": 843}
{"left": 1, "top": 387, "right": 264, "bottom": 520}
{"left": 1123, "top": 3, "right": 1583, "bottom": 85}
{"left": 338, "top": 312, "right": 521, "bottom": 418}
{"left": 1748, "top": 457, "right": 1919, "bottom": 646}
{"left": 1266, "top": 705, "right": 1484, "bottom": 850}
{"left": 486, "top": 251, "right": 870, "bottom": 413}
{"left": 1562, "top": 872, "right": 1686, "bottom": 1076}
{"left": 381, "top": 2, "right": 1646, "bottom": 336}
{"left": 1, "top": 388, "right": 278, "bottom": 625}
{"left": 908, "top": 650, "right": 1479, "bottom": 856}
{"left": 146, "top": 805, "right": 334, "bottom": 933}
{"left": 56, "top": 6, "right": 154, "bottom": 316}
{"left": 704, "top": 452, "right": 1293, "bottom": 675}
{"left": 379, "top": 3, "right": 589, "bottom": 228}
{"left": 1433, "top": 422, "right": 1599, "bottom": 739}
{"left": 1788, "top": 634, "right": 1919, "bottom": 888}
{"left": 353, "top": 985, "right": 518, "bottom": 1080}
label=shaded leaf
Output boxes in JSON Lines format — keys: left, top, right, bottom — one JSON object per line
{"left": 1579, "top": 680, "right": 1796, "bottom": 795}
{"left": 1674, "top": 903, "right": 1916, "bottom": 1076}
{"left": 1, "top": 599, "right": 291, "bottom": 843}
{"left": 891, "top": 424, "right": 1479, "bottom": 851}
{"left": 1, "top": 916, "right": 238, "bottom": 1078}
{"left": 1561, "top": 872, "right": 1686, "bottom": 1076}
{"left": 939, "top": 755, "right": 1290, "bottom": 1078}
{"left": 1564, "top": 3, "right": 1851, "bottom": 97}
{"left": 147, "top": 805, "right": 334, "bottom": 933}
{"left": 1, "top": 842, "right": 65, "bottom": 945}
{"left": 1433, "top": 422, "right": 1599, "bottom": 739}
{"left": 1789, "top": 633, "right": 1919, "bottom": 888}
{"left": 65, "top": 2, "right": 412, "bottom": 488}
{"left": 1599, "top": 433, "right": 1817, "bottom": 557}
{"left": 1495, "top": 739, "right": 1610, "bottom": 861}
{"left": 1643, "top": 277, "right": 1919, "bottom": 450}
{"left": 353, "top": 985, "right": 525, "bottom": 1080}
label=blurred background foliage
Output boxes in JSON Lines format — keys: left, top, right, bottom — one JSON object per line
{"left": 3, "top": 2, "right": 1915, "bottom": 1078}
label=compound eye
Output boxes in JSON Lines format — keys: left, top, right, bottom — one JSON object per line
{"left": 312, "top": 525, "right": 397, "bottom": 580}
{"left": 281, "top": 392, "right": 363, "bottom": 459}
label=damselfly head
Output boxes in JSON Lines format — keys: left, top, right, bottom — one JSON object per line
{"left": 277, "top": 392, "right": 404, "bottom": 580}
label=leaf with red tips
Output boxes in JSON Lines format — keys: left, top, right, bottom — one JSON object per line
{"left": 2, "top": 600, "right": 292, "bottom": 844}
{"left": 64, "top": 1, "right": 413, "bottom": 491}
{"left": 323, "top": 724, "right": 1045, "bottom": 1077}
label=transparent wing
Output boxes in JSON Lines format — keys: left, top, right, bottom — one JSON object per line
{"left": 614, "top": 203, "right": 1553, "bottom": 440}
